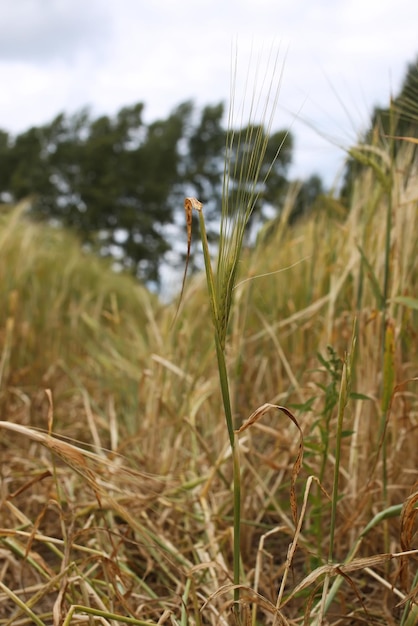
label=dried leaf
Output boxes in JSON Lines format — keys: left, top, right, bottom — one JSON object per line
{"left": 284, "top": 553, "right": 394, "bottom": 603}
{"left": 381, "top": 319, "right": 396, "bottom": 413}
{"left": 45, "top": 388, "right": 54, "bottom": 435}
{"left": 0, "top": 420, "right": 102, "bottom": 504}
{"left": 385, "top": 134, "right": 418, "bottom": 145}
{"left": 400, "top": 490, "right": 418, "bottom": 589}
{"left": 172, "top": 197, "right": 203, "bottom": 324}
{"left": 235, "top": 403, "right": 303, "bottom": 525}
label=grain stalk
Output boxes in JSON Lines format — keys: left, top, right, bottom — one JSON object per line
{"left": 316, "top": 323, "right": 356, "bottom": 624}
{"left": 379, "top": 104, "right": 396, "bottom": 522}
{"left": 177, "top": 47, "right": 287, "bottom": 620}
{"left": 352, "top": 104, "right": 399, "bottom": 515}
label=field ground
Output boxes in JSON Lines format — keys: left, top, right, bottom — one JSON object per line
{"left": 0, "top": 134, "right": 417, "bottom": 625}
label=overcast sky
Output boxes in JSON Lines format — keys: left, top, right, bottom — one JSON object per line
{"left": 0, "top": 0, "right": 417, "bottom": 186}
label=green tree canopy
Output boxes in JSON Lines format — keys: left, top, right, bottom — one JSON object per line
{"left": 0, "top": 100, "right": 295, "bottom": 283}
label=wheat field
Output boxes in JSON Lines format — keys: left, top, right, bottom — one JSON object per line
{"left": 0, "top": 81, "right": 417, "bottom": 624}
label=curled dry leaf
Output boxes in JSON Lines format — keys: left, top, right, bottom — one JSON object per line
{"left": 172, "top": 197, "right": 203, "bottom": 324}
{"left": 201, "top": 583, "right": 290, "bottom": 623}
{"left": 283, "top": 553, "right": 394, "bottom": 605}
{"left": 235, "top": 403, "right": 303, "bottom": 526}
{"left": 385, "top": 134, "right": 418, "bottom": 145}
{"left": 399, "top": 490, "right": 418, "bottom": 589}
{"left": 183, "top": 197, "right": 203, "bottom": 283}
{"left": 0, "top": 420, "right": 102, "bottom": 504}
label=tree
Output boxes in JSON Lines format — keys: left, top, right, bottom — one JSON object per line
{"left": 290, "top": 174, "right": 324, "bottom": 224}
{"left": 0, "top": 100, "right": 295, "bottom": 284}
{"left": 184, "top": 102, "right": 226, "bottom": 217}
{"left": 0, "top": 130, "right": 13, "bottom": 197}
{"left": 0, "top": 103, "right": 192, "bottom": 283}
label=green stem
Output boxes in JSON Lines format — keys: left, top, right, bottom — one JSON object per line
{"left": 328, "top": 361, "right": 347, "bottom": 563}
{"left": 215, "top": 334, "right": 235, "bottom": 447}
{"left": 233, "top": 434, "right": 242, "bottom": 611}
{"left": 197, "top": 208, "right": 241, "bottom": 616}
{"left": 62, "top": 605, "right": 155, "bottom": 626}
{"left": 379, "top": 110, "right": 395, "bottom": 550}
{"left": 197, "top": 210, "right": 218, "bottom": 330}
{"left": 329, "top": 324, "right": 356, "bottom": 562}
{"left": 0, "top": 581, "right": 47, "bottom": 626}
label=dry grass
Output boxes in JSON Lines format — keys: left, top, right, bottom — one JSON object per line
{"left": 1, "top": 117, "right": 418, "bottom": 623}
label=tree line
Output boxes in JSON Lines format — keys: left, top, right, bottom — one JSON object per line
{"left": 0, "top": 56, "right": 416, "bottom": 284}
{"left": 0, "top": 100, "right": 325, "bottom": 283}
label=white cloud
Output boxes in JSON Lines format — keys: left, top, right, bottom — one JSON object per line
{"left": 0, "top": 0, "right": 416, "bottom": 185}
{"left": 0, "top": 0, "right": 111, "bottom": 64}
